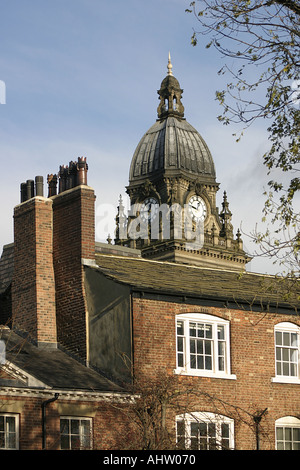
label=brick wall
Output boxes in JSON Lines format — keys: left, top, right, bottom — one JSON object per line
{"left": 0, "top": 394, "right": 129, "bottom": 450}
{"left": 131, "top": 295, "right": 300, "bottom": 450}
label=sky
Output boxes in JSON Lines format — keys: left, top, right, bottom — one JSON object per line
{"left": 0, "top": 0, "right": 287, "bottom": 275}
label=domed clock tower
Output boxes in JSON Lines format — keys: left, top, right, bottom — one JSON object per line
{"left": 115, "top": 55, "right": 251, "bottom": 272}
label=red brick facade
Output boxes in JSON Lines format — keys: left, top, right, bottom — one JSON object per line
{"left": 131, "top": 295, "right": 300, "bottom": 450}
{"left": 0, "top": 393, "right": 130, "bottom": 450}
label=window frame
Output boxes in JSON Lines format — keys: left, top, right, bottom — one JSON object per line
{"left": 272, "top": 322, "right": 300, "bottom": 384}
{"left": 176, "top": 412, "right": 235, "bottom": 450}
{"left": 0, "top": 413, "right": 19, "bottom": 450}
{"left": 60, "top": 416, "right": 93, "bottom": 450}
{"left": 275, "top": 416, "right": 300, "bottom": 450}
{"left": 174, "top": 313, "right": 236, "bottom": 380}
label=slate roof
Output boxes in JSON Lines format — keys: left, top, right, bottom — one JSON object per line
{"left": 93, "top": 252, "right": 300, "bottom": 312}
{"left": 0, "top": 328, "right": 123, "bottom": 393}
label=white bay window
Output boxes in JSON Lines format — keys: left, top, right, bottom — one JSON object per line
{"left": 175, "top": 313, "right": 236, "bottom": 379}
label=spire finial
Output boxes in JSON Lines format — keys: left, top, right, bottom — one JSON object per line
{"left": 167, "top": 52, "right": 173, "bottom": 76}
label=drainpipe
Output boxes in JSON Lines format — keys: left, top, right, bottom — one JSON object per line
{"left": 253, "top": 408, "right": 268, "bottom": 450}
{"left": 42, "top": 393, "right": 59, "bottom": 450}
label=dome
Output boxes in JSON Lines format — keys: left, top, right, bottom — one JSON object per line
{"left": 129, "top": 54, "right": 216, "bottom": 184}
{"left": 159, "top": 74, "right": 181, "bottom": 92}
{"left": 129, "top": 116, "right": 216, "bottom": 182}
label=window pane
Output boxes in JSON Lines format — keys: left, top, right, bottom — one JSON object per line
{"left": 71, "top": 419, "right": 80, "bottom": 435}
{"left": 204, "top": 340, "right": 211, "bottom": 355}
{"left": 218, "top": 341, "right": 225, "bottom": 356}
{"left": 221, "top": 423, "right": 230, "bottom": 449}
{"left": 276, "top": 347, "right": 281, "bottom": 360}
{"left": 290, "top": 363, "right": 297, "bottom": 376}
{"left": 60, "top": 434, "right": 70, "bottom": 450}
{"left": 291, "top": 333, "right": 298, "bottom": 347}
{"left": 7, "top": 416, "right": 15, "bottom": 432}
{"left": 205, "top": 324, "right": 212, "bottom": 339}
{"left": 293, "top": 428, "right": 300, "bottom": 442}
{"left": 81, "top": 419, "right": 91, "bottom": 449}
{"left": 71, "top": 435, "right": 81, "bottom": 449}
{"left": 291, "top": 349, "right": 297, "bottom": 363}
{"left": 275, "top": 331, "right": 282, "bottom": 345}
{"left": 199, "top": 422, "right": 207, "bottom": 436}
{"left": 218, "top": 357, "right": 225, "bottom": 371}
{"left": 285, "top": 441, "right": 292, "bottom": 450}
{"left": 0, "top": 417, "right": 4, "bottom": 432}
{"left": 191, "top": 422, "right": 199, "bottom": 437}
{"left": 276, "top": 427, "right": 283, "bottom": 441}
{"left": 208, "top": 423, "right": 216, "bottom": 436}
{"left": 177, "top": 321, "right": 184, "bottom": 336}
{"left": 282, "top": 362, "right": 290, "bottom": 376}
{"left": 205, "top": 356, "right": 212, "bottom": 370}
{"left": 284, "top": 427, "right": 292, "bottom": 441}
{"left": 221, "top": 423, "right": 229, "bottom": 438}
{"left": 60, "top": 418, "right": 69, "bottom": 434}
{"left": 81, "top": 433, "right": 90, "bottom": 449}
{"left": 190, "top": 323, "right": 196, "bottom": 337}
{"left": 177, "top": 337, "right": 183, "bottom": 352}
{"left": 276, "top": 361, "right": 282, "bottom": 375}
{"left": 197, "top": 356, "right": 204, "bottom": 369}
{"left": 7, "top": 432, "right": 16, "bottom": 449}
{"left": 283, "top": 332, "right": 290, "bottom": 346}
{"left": 282, "top": 348, "right": 289, "bottom": 362}
{"left": 197, "top": 323, "right": 205, "bottom": 338}
{"left": 197, "top": 339, "right": 203, "bottom": 354}
{"left": 218, "top": 325, "right": 225, "bottom": 340}
{"left": 218, "top": 341, "right": 225, "bottom": 371}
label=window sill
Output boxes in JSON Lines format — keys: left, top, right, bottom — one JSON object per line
{"left": 272, "top": 376, "right": 300, "bottom": 385}
{"left": 174, "top": 368, "right": 237, "bottom": 380}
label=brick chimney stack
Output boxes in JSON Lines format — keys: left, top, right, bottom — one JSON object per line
{"left": 12, "top": 176, "right": 57, "bottom": 347}
{"left": 11, "top": 157, "right": 95, "bottom": 362}
{"left": 51, "top": 157, "right": 95, "bottom": 360}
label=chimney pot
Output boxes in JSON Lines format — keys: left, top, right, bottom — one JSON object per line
{"left": 26, "top": 179, "right": 34, "bottom": 200}
{"left": 20, "top": 182, "right": 27, "bottom": 203}
{"left": 58, "top": 165, "right": 68, "bottom": 193}
{"left": 77, "top": 156, "right": 88, "bottom": 186}
{"left": 66, "top": 161, "right": 77, "bottom": 190}
{"left": 47, "top": 174, "right": 58, "bottom": 197}
{"left": 35, "top": 176, "right": 44, "bottom": 197}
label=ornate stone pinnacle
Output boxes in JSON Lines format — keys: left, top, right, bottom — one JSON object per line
{"left": 167, "top": 52, "right": 173, "bottom": 76}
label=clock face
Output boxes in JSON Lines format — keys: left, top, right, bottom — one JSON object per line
{"left": 140, "top": 197, "right": 158, "bottom": 221}
{"left": 188, "top": 195, "right": 207, "bottom": 222}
